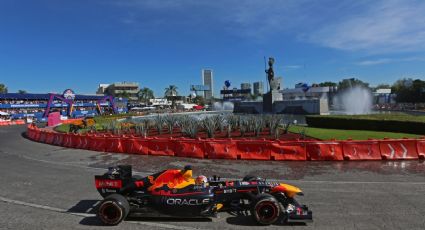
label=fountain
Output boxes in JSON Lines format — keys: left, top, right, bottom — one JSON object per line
{"left": 332, "top": 86, "right": 372, "bottom": 114}
{"left": 213, "top": 101, "right": 234, "bottom": 111}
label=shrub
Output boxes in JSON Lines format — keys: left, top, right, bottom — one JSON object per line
{"left": 306, "top": 114, "right": 425, "bottom": 135}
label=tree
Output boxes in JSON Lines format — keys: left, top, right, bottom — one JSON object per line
{"left": 164, "top": 85, "right": 179, "bottom": 97}
{"left": 392, "top": 78, "right": 425, "bottom": 102}
{"left": 0, "top": 83, "right": 8, "bottom": 93}
{"left": 164, "top": 85, "right": 179, "bottom": 108}
{"left": 319, "top": 81, "right": 337, "bottom": 87}
{"left": 375, "top": 84, "right": 391, "bottom": 89}
{"left": 338, "top": 78, "right": 370, "bottom": 91}
{"left": 250, "top": 93, "right": 259, "bottom": 101}
{"left": 192, "top": 95, "right": 205, "bottom": 106}
{"left": 138, "top": 87, "right": 154, "bottom": 104}
{"left": 18, "top": 90, "right": 27, "bottom": 94}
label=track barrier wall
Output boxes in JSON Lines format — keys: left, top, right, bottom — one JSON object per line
{"left": 342, "top": 140, "right": 382, "bottom": 160}
{"left": 270, "top": 141, "right": 307, "bottom": 161}
{"left": 147, "top": 138, "right": 175, "bottom": 156}
{"left": 306, "top": 142, "right": 344, "bottom": 161}
{"left": 204, "top": 139, "right": 237, "bottom": 159}
{"left": 236, "top": 139, "right": 271, "bottom": 160}
{"left": 174, "top": 138, "right": 205, "bottom": 158}
{"left": 379, "top": 139, "right": 418, "bottom": 160}
{"left": 25, "top": 125, "right": 423, "bottom": 161}
{"left": 416, "top": 139, "right": 425, "bottom": 159}
{"left": 0, "top": 120, "right": 26, "bottom": 126}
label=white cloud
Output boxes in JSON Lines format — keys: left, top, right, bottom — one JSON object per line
{"left": 283, "top": 65, "right": 302, "bottom": 69}
{"left": 111, "top": 0, "right": 425, "bottom": 53}
{"left": 356, "top": 56, "right": 425, "bottom": 66}
{"left": 306, "top": 0, "right": 425, "bottom": 53}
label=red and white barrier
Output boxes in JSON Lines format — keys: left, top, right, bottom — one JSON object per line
{"left": 25, "top": 125, "right": 423, "bottom": 161}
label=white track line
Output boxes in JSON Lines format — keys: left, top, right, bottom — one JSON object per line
{"left": 0, "top": 196, "right": 204, "bottom": 230}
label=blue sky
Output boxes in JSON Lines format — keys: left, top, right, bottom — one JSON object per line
{"left": 1, "top": 0, "right": 425, "bottom": 97}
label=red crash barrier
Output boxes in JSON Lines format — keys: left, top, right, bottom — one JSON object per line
{"left": 270, "top": 141, "right": 307, "bottom": 161}
{"left": 174, "top": 138, "right": 205, "bottom": 158}
{"left": 118, "top": 135, "right": 148, "bottom": 154}
{"left": 52, "top": 132, "right": 64, "bottom": 146}
{"left": 62, "top": 133, "right": 73, "bottom": 148}
{"left": 26, "top": 126, "right": 36, "bottom": 140}
{"left": 236, "top": 140, "right": 271, "bottom": 160}
{"left": 147, "top": 138, "right": 175, "bottom": 156}
{"left": 33, "top": 129, "right": 41, "bottom": 142}
{"left": 306, "top": 142, "right": 344, "bottom": 161}
{"left": 45, "top": 132, "right": 55, "bottom": 144}
{"left": 379, "top": 139, "right": 418, "bottom": 160}
{"left": 416, "top": 139, "right": 425, "bottom": 159}
{"left": 342, "top": 140, "right": 382, "bottom": 160}
{"left": 90, "top": 135, "right": 106, "bottom": 152}
{"left": 69, "top": 133, "right": 81, "bottom": 148}
{"left": 75, "top": 134, "right": 90, "bottom": 149}
{"left": 104, "top": 136, "right": 125, "bottom": 153}
{"left": 38, "top": 131, "right": 47, "bottom": 143}
{"left": 0, "top": 120, "right": 25, "bottom": 126}
{"left": 204, "top": 139, "right": 237, "bottom": 159}
{"left": 131, "top": 137, "right": 149, "bottom": 155}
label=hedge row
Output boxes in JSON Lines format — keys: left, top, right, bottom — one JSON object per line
{"left": 305, "top": 115, "right": 425, "bottom": 135}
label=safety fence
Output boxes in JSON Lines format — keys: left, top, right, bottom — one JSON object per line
{"left": 26, "top": 125, "right": 425, "bottom": 161}
{"left": 0, "top": 120, "right": 26, "bottom": 126}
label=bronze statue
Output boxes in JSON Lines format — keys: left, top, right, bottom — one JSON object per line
{"left": 265, "top": 57, "right": 275, "bottom": 89}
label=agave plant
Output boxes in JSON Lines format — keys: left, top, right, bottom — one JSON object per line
{"left": 134, "top": 123, "right": 145, "bottom": 137}
{"left": 215, "top": 115, "right": 226, "bottom": 133}
{"left": 179, "top": 115, "right": 199, "bottom": 138}
{"left": 226, "top": 114, "right": 239, "bottom": 132}
{"left": 239, "top": 117, "right": 248, "bottom": 137}
{"left": 252, "top": 116, "right": 264, "bottom": 137}
{"left": 268, "top": 115, "right": 283, "bottom": 138}
{"left": 154, "top": 115, "right": 164, "bottom": 134}
{"left": 202, "top": 116, "right": 218, "bottom": 138}
{"left": 164, "top": 114, "right": 178, "bottom": 134}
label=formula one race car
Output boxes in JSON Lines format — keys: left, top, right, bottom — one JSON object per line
{"left": 94, "top": 165, "right": 312, "bottom": 226}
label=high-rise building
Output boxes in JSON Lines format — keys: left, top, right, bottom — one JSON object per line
{"left": 241, "top": 83, "right": 252, "bottom": 94}
{"left": 202, "top": 69, "right": 213, "bottom": 101}
{"left": 253, "top": 81, "right": 264, "bottom": 95}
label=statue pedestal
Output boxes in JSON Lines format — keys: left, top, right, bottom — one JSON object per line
{"left": 263, "top": 90, "right": 282, "bottom": 112}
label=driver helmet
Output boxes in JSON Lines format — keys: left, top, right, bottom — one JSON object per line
{"left": 195, "top": 175, "right": 208, "bottom": 185}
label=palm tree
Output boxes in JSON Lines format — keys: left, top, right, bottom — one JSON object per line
{"left": 164, "top": 85, "right": 179, "bottom": 108}
{"left": 164, "top": 85, "right": 179, "bottom": 97}
{"left": 0, "top": 83, "right": 8, "bottom": 93}
{"left": 138, "top": 87, "right": 154, "bottom": 104}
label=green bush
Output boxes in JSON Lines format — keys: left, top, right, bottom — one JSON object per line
{"left": 306, "top": 114, "right": 425, "bottom": 135}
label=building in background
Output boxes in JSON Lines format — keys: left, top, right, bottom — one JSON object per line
{"left": 241, "top": 83, "right": 252, "bottom": 94}
{"left": 253, "top": 81, "right": 264, "bottom": 95}
{"left": 373, "top": 88, "right": 395, "bottom": 104}
{"left": 202, "top": 69, "right": 213, "bottom": 102}
{"left": 96, "top": 84, "right": 110, "bottom": 95}
{"left": 100, "top": 82, "right": 140, "bottom": 101}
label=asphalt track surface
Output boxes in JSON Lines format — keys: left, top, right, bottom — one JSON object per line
{"left": 1, "top": 125, "right": 425, "bottom": 230}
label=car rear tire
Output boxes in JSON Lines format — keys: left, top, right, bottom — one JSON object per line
{"left": 251, "top": 194, "right": 281, "bottom": 225}
{"left": 97, "top": 194, "right": 130, "bottom": 226}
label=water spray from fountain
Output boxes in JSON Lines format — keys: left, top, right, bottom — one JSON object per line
{"left": 333, "top": 86, "right": 372, "bottom": 114}
{"left": 213, "top": 101, "right": 234, "bottom": 111}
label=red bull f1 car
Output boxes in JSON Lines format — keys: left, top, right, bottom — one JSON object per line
{"left": 94, "top": 165, "right": 313, "bottom": 225}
